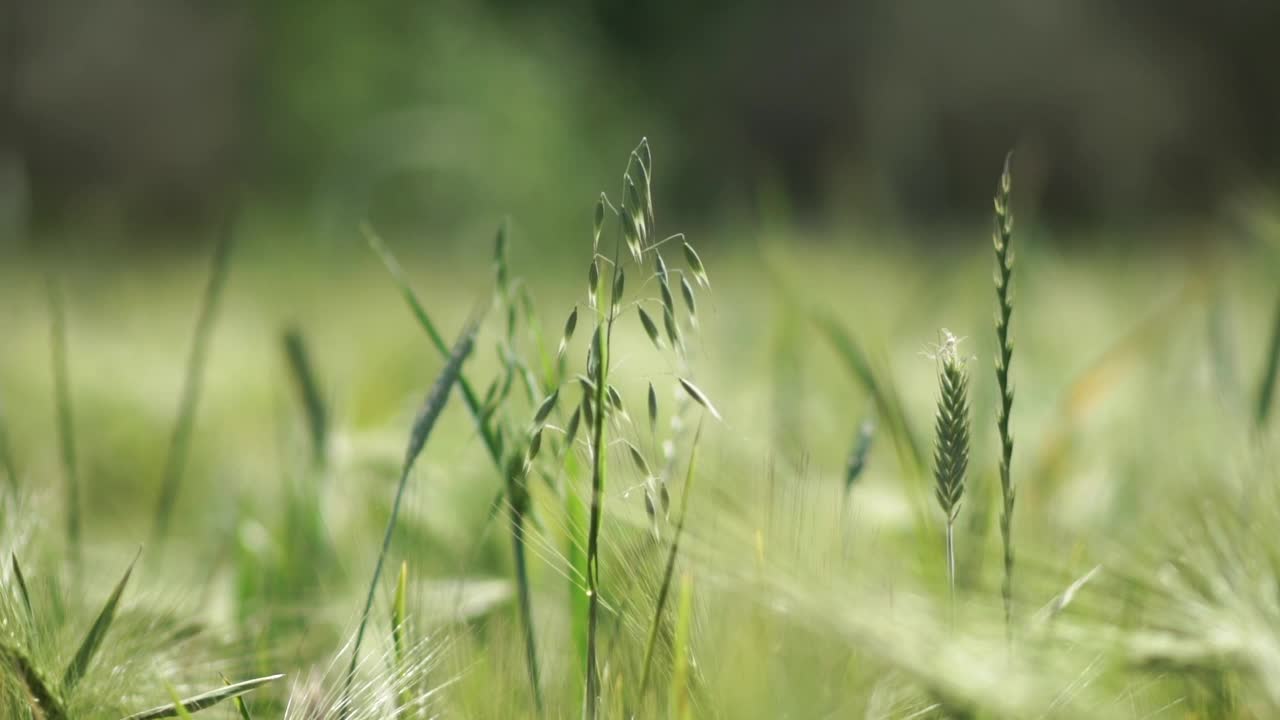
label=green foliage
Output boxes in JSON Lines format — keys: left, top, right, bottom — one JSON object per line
{"left": 7, "top": 143, "right": 1280, "bottom": 720}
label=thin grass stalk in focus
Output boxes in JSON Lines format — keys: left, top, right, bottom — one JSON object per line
{"left": 992, "top": 152, "right": 1017, "bottom": 638}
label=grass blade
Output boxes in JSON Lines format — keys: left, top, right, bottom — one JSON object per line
{"left": 668, "top": 573, "right": 694, "bottom": 720}
{"left": 1257, "top": 290, "right": 1280, "bottom": 428}
{"left": 1, "top": 639, "right": 67, "bottom": 720}
{"left": 119, "top": 674, "right": 283, "bottom": 720}
{"left": 11, "top": 552, "right": 33, "bottom": 621}
{"left": 0, "top": 392, "right": 17, "bottom": 494}
{"left": 639, "top": 422, "right": 703, "bottom": 697}
{"left": 151, "top": 227, "right": 233, "bottom": 544}
{"left": 362, "top": 223, "right": 503, "bottom": 468}
{"left": 814, "top": 313, "right": 925, "bottom": 473}
{"left": 221, "top": 673, "right": 254, "bottom": 720}
{"left": 342, "top": 317, "right": 479, "bottom": 715}
{"left": 47, "top": 273, "right": 80, "bottom": 573}
{"left": 63, "top": 550, "right": 139, "bottom": 692}
{"left": 282, "top": 326, "right": 329, "bottom": 467}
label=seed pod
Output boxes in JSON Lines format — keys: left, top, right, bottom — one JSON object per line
{"left": 593, "top": 193, "right": 607, "bottom": 251}
{"left": 581, "top": 393, "right": 595, "bottom": 429}
{"left": 647, "top": 382, "right": 658, "bottom": 434}
{"left": 533, "top": 389, "right": 559, "bottom": 425}
{"left": 638, "top": 307, "right": 663, "bottom": 350}
{"left": 678, "top": 378, "right": 721, "bottom": 420}
{"left": 626, "top": 441, "right": 650, "bottom": 476}
{"left": 607, "top": 384, "right": 626, "bottom": 415}
{"left": 527, "top": 428, "right": 544, "bottom": 462}
{"left": 622, "top": 211, "right": 643, "bottom": 265}
{"left": 659, "top": 480, "right": 670, "bottom": 516}
{"left": 663, "top": 307, "right": 682, "bottom": 348}
{"left": 558, "top": 306, "right": 578, "bottom": 358}
{"left": 680, "top": 275, "right": 697, "bottom": 327}
{"left": 587, "top": 260, "right": 600, "bottom": 308}
{"left": 683, "top": 242, "right": 709, "bottom": 288}
{"left": 494, "top": 223, "right": 509, "bottom": 291}
{"left": 613, "top": 267, "right": 625, "bottom": 302}
{"left": 564, "top": 406, "right": 582, "bottom": 447}
{"left": 644, "top": 488, "right": 657, "bottom": 533}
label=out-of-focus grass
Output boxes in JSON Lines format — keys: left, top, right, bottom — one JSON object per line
{"left": 2, "top": 207, "right": 1279, "bottom": 717}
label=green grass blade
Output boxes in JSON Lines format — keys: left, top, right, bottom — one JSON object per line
{"left": 566, "top": 465, "right": 589, "bottom": 686}
{"left": 119, "top": 674, "right": 283, "bottom": 720}
{"left": 639, "top": 422, "right": 703, "bottom": 698}
{"left": 342, "top": 318, "right": 479, "bottom": 715}
{"left": 10, "top": 552, "right": 33, "bottom": 622}
{"left": 220, "top": 673, "right": 254, "bottom": 720}
{"left": 1257, "top": 290, "right": 1280, "bottom": 428}
{"left": 46, "top": 274, "right": 80, "bottom": 573}
{"left": 362, "top": 223, "right": 503, "bottom": 468}
{"left": 1, "top": 639, "right": 67, "bottom": 720}
{"left": 813, "top": 313, "right": 925, "bottom": 473}
{"left": 0, "top": 392, "right": 18, "bottom": 494}
{"left": 391, "top": 561, "right": 409, "bottom": 713}
{"left": 151, "top": 227, "right": 234, "bottom": 545}
{"left": 668, "top": 573, "right": 694, "bottom": 720}
{"left": 282, "top": 326, "right": 329, "bottom": 467}
{"left": 63, "top": 550, "right": 139, "bottom": 692}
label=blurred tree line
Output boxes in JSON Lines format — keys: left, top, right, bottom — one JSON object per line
{"left": 3, "top": 0, "right": 1279, "bottom": 242}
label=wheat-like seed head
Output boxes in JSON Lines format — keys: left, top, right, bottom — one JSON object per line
{"left": 932, "top": 331, "right": 970, "bottom": 524}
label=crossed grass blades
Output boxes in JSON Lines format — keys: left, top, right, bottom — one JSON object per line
{"left": 2, "top": 550, "right": 281, "bottom": 719}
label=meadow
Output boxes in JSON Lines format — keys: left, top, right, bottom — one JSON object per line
{"left": 3, "top": 142, "right": 1280, "bottom": 719}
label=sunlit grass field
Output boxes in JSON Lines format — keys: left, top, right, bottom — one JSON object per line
{"left": 3, "top": 147, "right": 1280, "bottom": 718}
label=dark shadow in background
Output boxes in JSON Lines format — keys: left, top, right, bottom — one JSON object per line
{"left": 2, "top": 0, "right": 1279, "bottom": 243}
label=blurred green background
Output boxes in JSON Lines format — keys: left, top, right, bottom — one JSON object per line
{"left": 4, "top": 0, "right": 1280, "bottom": 249}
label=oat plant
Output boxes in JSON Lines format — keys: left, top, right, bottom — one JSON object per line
{"left": 992, "top": 152, "right": 1017, "bottom": 636}
{"left": 579, "top": 139, "right": 715, "bottom": 719}
{"left": 931, "top": 330, "right": 970, "bottom": 609}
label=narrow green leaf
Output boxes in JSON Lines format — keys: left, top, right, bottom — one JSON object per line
{"left": 220, "top": 674, "right": 254, "bottom": 720}
{"left": 11, "top": 553, "right": 33, "bottom": 621}
{"left": 1257, "top": 291, "right": 1280, "bottom": 427}
{"left": 119, "top": 674, "right": 284, "bottom": 720}
{"left": 282, "top": 327, "right": 329, "bottom": 466}
{"left": 64, "top": 551, "right": 140, "bottom": 693}
{"left": 1, "top": 639, "right": 67, "bottom": 720}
